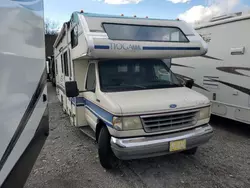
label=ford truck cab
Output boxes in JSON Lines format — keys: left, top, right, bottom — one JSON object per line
{"left": 54, "top": 12, "right": 213, "bottom": 169}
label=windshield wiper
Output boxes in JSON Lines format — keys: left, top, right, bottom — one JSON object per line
{"left": 148, "top": 80, "right": 181, "bottom": 87}
{"left": 121, "top": 83, "right": 146, "bottom": 89}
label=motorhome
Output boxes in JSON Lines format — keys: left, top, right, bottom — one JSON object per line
{"left": 54, "top": 11, "right": 213, "bottom": 169}
{"left": 172, "top": 12, "right": 250, "bottom": 125}
{"left": 46, "top": 55, "right": 56, "bottom": 86}
{"left": 0, "top": 0, "right": 48, "bottom": 187}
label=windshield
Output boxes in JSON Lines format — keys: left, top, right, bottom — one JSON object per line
{"left": 98, "top": 59, "right": 181, "bottom": 92}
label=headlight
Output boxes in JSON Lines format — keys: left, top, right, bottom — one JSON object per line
{"left": 112, "top": 117, "right": 123, "bottom": 131}
{"left": 197, "top": 106, "right": 211, "bottom": 120}
{"left": 112, "top": 116, "right": 142, "bottom": 131}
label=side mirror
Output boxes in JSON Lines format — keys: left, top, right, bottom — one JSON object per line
{"left": 163, "top": 59, "right": 172, "bottom": 69}
{"left": 65, "top": 81, "right": 79, "bottom": 97}
{"left": 185, "top": 79, "right": 194, "bottom": 89}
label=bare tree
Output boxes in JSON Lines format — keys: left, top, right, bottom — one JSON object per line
{"left": 44, "top": 18, "right": 60, "bottom": 35}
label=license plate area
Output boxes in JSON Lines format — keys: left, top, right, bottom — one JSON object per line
{"left": 169, "top": 139, "right": 186, "bottom": 152}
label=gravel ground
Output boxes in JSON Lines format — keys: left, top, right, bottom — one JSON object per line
{"left": 25, "top": 83, "right": 250, "bottom": 188}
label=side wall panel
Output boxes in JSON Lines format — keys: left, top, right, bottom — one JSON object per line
{"left": 172, "top": 18, "right": 250, "bottom": 123}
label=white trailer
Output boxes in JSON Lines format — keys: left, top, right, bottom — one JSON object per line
{"left": 172, "top": 12, "right": 250, "bottom": 125}
{"left": 54, "top": 11, "right": 213, "bottom": 169}
{"left": 0, "top": 0, "right": 48, "bottom": 187}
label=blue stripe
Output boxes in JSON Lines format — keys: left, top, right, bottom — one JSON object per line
{"left": 85, "top": 100, "right": 113, "bottom": 127}
{"left": 143, "top": 46, "right": 201, "bottom": 50}
{"left": 94, "top": 45, "right": 110, "bottom": 49}
{"left": 71, "top": 97, "right": 85, "bottom": 106}
{"left": 71, "top": 97, "right": 113, "bottom": 127}
{"left": 94, "top": 45, "right": 200, "bottom": 51}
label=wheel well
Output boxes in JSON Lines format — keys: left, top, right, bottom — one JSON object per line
{"left": 96, "top": 120, "right": 106, "bottom": 142}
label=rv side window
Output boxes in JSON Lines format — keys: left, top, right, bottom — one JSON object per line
{"left": 63, "top": 51, "right": 69, "bottom": 76}
{"left": 71, "top": 25, "right": 78, "bottom": 48}
{"left": 68, "top": 50, "right": 72, "bottom": 77}
{"left": 86, "top": 64, "right": 96, "bottom": 91}
{"left": 103, "top": 23, "right": 188, "bottom": 42}
{"left": 61, "top": 54, "right": 64, "bottom": 73}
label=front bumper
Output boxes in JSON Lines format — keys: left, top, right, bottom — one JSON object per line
{"left": 111, "top": 124, "right": 213, "bottom": 160}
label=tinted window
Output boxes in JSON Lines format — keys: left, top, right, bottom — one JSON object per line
{"left": 55, "top": 60, "right": 58, "bottom": 75}
{"left": 68, "top": 50, "right": 72, "bottom": 77}
{"left": 103, "top": 23, "right": 188, "bottom": 42}
{"left": 71, "top": 25, "right": 78, "bottom": 48}
{"left": 63, "top": 52, "right": 69, "bottom": 76}
{"left": 98, "top": 59, "right": 181, "bottom": 92}
{"left": 86, "top": 64, "right": 96, "bottom": 91}
{"left": 61, "top": 54, "right": 64, "bottom": 73}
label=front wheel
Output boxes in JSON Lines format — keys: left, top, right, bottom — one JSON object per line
{"left": 98, "top": 126, "right": 117, "bottom": 169}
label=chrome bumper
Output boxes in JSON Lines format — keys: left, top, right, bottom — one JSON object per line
{"left": 111, "top": 124, "right": 213, "bottom": 160}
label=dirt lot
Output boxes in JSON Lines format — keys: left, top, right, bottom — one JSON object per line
{"left": 25, "top": 83, "right": 250, "bottom": 188}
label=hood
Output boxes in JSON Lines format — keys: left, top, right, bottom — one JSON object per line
{"left": 105, "top": 87, "right": 210, "bottom": 116}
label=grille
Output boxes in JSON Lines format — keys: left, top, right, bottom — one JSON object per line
{"left": 141, "top": 110, "right": 198, "bottom": 133}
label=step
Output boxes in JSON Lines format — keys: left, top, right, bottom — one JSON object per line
{"left": 79, "top": 126, "right": 96, "bottom": 140}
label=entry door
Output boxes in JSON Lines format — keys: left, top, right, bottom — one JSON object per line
{"left": 84, "top": 63, "right": 98, "bottom": 131}
{"left": 62, "top": 49, "right": 73, "bottom": 114}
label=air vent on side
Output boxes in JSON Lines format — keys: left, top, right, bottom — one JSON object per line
{"left": 203, "top": 76, "right": 219, "bottom": 89}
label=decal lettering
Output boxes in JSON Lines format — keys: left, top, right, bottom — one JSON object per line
{"left": 110, "top": 43, "right": 142, "bottom": 51}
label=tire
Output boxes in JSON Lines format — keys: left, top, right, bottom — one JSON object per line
{"left": 183, "top": 147, "right": 198, "bottom": 155}
{"left": 98, "top": 126, "right": 117, "bottom": 169}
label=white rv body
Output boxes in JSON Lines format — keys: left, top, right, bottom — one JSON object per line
{"left": 0, "top": 0, "right": 48, "bottom": 187}
{"left": 54, "top": 12, "right": 213, "bottom": 168}
{"left": 172, "top": 12, "right": 250, "bottom": 124}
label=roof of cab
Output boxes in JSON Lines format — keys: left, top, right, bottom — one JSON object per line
{"left": 77, "top": 11, "right": 177, "bottom": 21}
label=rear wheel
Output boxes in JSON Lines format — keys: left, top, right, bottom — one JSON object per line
{"left": 183, "top": 147, "right": 198, "bottom": 155}
{"left": 98, "top": 126, "right": 117, "bottom": 169}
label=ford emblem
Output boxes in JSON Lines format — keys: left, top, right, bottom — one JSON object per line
{"left": 170, "top": 104, "right": 177, "bottom": 108}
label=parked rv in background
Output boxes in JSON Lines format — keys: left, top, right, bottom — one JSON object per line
{"left": 46, "top": 55, "right": 56, "bottom": 86}
{"left": 172, "top": 12, "right": 250, "bottom": 125}
{"left": 54, "top": 11, "right": 213, "bottom": 169}
{"left": 0, "top": 0, "right": 48, "bottom": 187}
